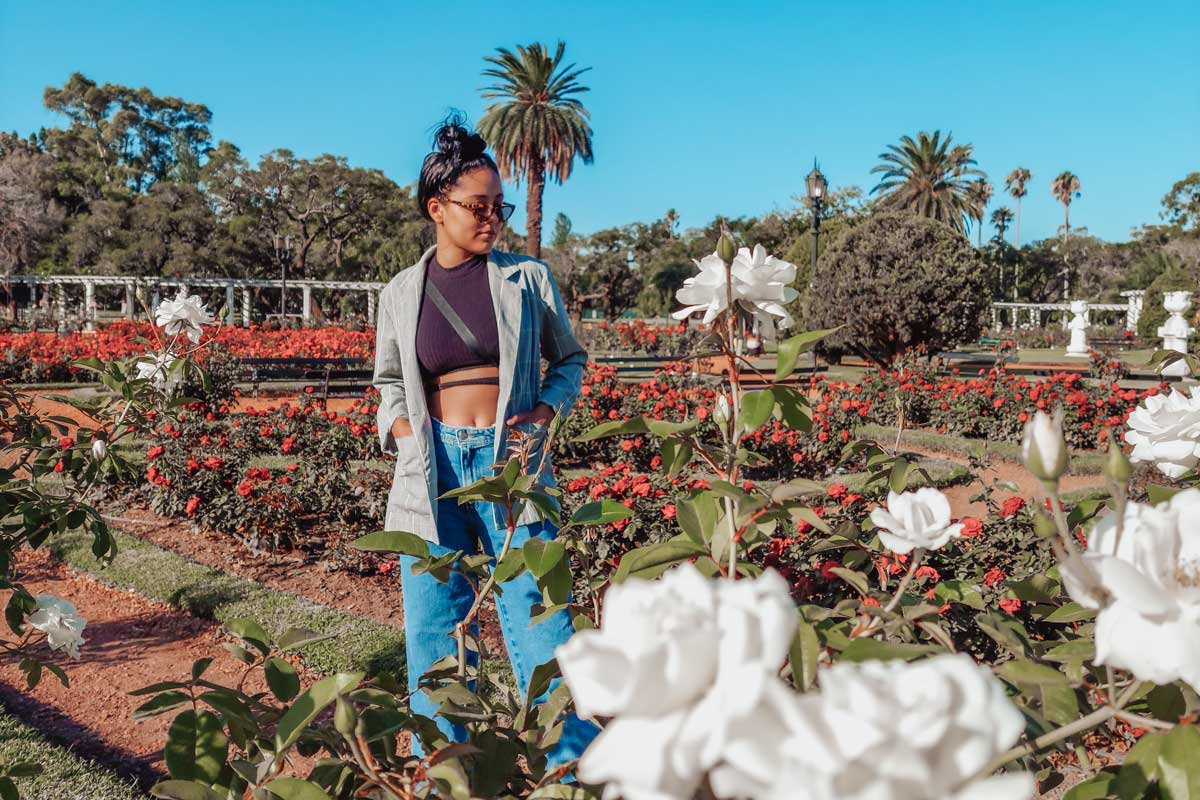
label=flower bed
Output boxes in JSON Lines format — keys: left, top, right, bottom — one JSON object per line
{"left": 0, "top": 321, "right": 375, "bottom": 383}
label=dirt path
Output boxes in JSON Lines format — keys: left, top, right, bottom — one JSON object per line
{"left": 0, "top": 549, "right": 324, "bottom": 787}
{"left": 896, "top": 442, "right": 1106, "bottom": 519}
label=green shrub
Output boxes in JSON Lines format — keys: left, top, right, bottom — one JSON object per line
{"left": 807, "top": 211, "right": 992, "bottom": 365}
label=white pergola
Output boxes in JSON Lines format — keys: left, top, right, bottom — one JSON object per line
{"left": 2, "top": 275, "right": 385, "bottom": 332}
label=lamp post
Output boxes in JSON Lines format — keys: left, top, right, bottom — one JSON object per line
{"left": 273, "top": 234, "right": 292, "bottom": 320}
{"left": 805, "top": 161, "right": 827, "bottom": 288}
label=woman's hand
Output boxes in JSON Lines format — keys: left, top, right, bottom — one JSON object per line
{"left": 390, "top": 416, "right": 414, "bottom": 440}
{"left": 506, "top": 402, "right": 555, "bottom": 429}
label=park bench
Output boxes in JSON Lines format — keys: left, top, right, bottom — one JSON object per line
{"left": 239, "top": 357, "right": 373, "bottom": 398}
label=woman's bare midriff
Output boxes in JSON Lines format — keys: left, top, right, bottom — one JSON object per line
{"left": 389, "top": 365, "right": 500, "bottom": 441}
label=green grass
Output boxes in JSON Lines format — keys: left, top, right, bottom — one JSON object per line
{"left": 0, "top": 702, "right": 145, "bottom": 800}
{"left": 49, "top": 528, "right": 406, "bottom": 680}
{"left": 855, "top": 424, "right": 1107, "bottom": 475}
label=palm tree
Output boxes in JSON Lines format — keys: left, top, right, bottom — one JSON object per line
{"left": 1051, "top": 171, "right": 1082, "bottom": 297}
{"left": 1003, "top": 168, "right": 1031, "bottom": 249}
{"left": 967, "top": 179, "right": 993, "bottom": 246}
{"left": 990, "top": 207, "right": 1014, "bottom": 243}
{"left": 869, "top": 130, "right": 985, "bottom": 234}
{"left": 478, "top": 41, "right": 594, "bottom": 259}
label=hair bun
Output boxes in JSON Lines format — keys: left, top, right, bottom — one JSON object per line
{"left": 435, "top": 118, "right": 487, "bottom": 160}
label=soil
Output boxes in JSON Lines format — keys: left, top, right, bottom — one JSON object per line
{"left": 0, "top": 548, "right": 325, "bottom": 789}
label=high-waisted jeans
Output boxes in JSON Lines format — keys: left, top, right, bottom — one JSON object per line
{"left": 399, "top": 417, "right": 599, "bottom": 767}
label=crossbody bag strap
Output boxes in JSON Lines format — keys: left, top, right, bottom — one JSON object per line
{"left": 423, "top": 277, "right": 489, "bottom": 363}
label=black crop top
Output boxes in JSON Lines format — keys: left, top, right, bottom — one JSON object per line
{"left": 416, "top": 252, "right": 501, "bottom": 388}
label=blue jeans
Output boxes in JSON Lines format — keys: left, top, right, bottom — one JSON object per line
{"left": 399, "top": 417, "right": 599, "bottom": 767}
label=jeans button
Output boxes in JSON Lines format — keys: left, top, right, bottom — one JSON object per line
{"left": 458, "top": 430, "right": 468, "bottom": 439}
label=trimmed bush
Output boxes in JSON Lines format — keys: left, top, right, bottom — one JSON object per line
{"left": 807, "top": 211, "right": 992, "bottom": 365}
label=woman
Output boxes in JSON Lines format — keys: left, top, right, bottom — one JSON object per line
{"left": 371, "top": 116, "right": 597, "bottom": 766}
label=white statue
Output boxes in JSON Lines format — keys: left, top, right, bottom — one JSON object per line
{"left": 1065, "top": 300, "right": 1091, "bottom": 358}
{"left": 1158, "top": 291, "right": 1194, "bottom": 377}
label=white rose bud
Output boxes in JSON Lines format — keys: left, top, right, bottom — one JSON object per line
{"left": 1022, "top": 409, "right": 1068, "bottom": 482}
{"left": 714, "top": 393, "right": 732, "bottom": 426}
{"left": 91, "top": 439, "right": 107, "bottom": 461}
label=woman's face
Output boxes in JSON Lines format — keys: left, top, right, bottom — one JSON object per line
{"left": 427, "top": 167, "right": 505, "bottom": 254}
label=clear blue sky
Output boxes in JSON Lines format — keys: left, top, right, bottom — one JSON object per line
{"left": 2, "top": 0, "right": 1197, "bottom": 246}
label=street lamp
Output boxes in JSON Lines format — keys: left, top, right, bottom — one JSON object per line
{"left": 805, "top": 161, "right": 827, "bottom": 287}
{"left": 273, "top": 234, "right": 292, "bottom": 320}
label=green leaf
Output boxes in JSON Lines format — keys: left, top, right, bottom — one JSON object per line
{"left": 351, "top": 530, "right": 430, "bottom": 558}
{"left": 149, "top": 781, "right": 226, "bottom": 800}
{"left": 570, "top": 500, "right": 633, "bottom": 526}
{"left": 274, "top": 672, "right": 364, "bottom": 752}
{"left": 1042, "top": 603, "right": 1097, "bottom": 623}
{"left": 191, "top": 658, "right": 213, "bottom": 681}
{"left": 1158, "top": 724, "right": 1200, "bottom": 799}
{"left": 276, "top": 627, "right": 336, "bottom": 652}
{"left": 888, "top": 459, "right": 911, "bottom": 493}
{"left": 224, "top": 618, "right": 270, "bottom": 656}
{"left": 528, "top": 786, "right": 599, "bottom": 799}
{"left": 133, "top": 691, "right": 192, "bottom": 720}
{"left": 492, "top": 548, "right": 527, "bottom": 583}
{"left": 1006, "top": 573, "right": 1063, "bottom": 603}
{"left": 660, "top": 437, "right": 694, "bottom": 478}
{"left": 975, "top": 611, "right": 1033, "bottom": 657}
{"left": 165, "top": 710, "right": 228, "bottom": 783}
{"left": 1146, "top": 684, "right": 1186, "bottom": 723}
{"left": 1063, "top": 773, "right": 1121, "bottom": 800}
{"left": 738, "top": 388, "right": 775, "bottom": 432}
{"left": 934, "top": 580, "right": 986, "bottom": 610}
{"left": 789, "top": 621, "right": 820, "bottom": 691}
{"left": 676, "top": 492, "right": 719, "bottom": 545}
{"left": 265, "top": 658, "right": 301, "bottom": 702}
{"left": 612, "top": 539, "right": 705, "bottom": 584}
{"left": 775, "top": 327, "right": 840, "bottom": 381}
{"left": 265, "top": 777, "right": 333, "bottom": 800}
{"left": 996, "top": 660, "right": 1072, "bottom": 687}
{"left": 839, "top": 639, "right": 942, "bottom": 662}
{"left": 522, "top": 539, "right": 566, "bottom": 579}
{"left": 1147, "top": 483, "right": 1183, "bottom": 505}
{"left": 829, "top": 567, "right": 870, "bottom": 596}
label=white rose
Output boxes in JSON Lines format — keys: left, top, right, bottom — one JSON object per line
{"left": 91, "top": 439, "right": 107, "bottom": 461}
{"left": 730, "top": 245, "right": 800, "bottom": 330}
{"left": 713, "top": 393, "right": 732, "bottom": 426}
{"left": 155, "top": 290, "right": 213, "bottom": 343}
{"left": 869, "top": 488, "right": 964, "bottom": 554}
{"left": 556, "top": 564, "right": 720, "bottom": 721}
{"left": 558, "top": 565, "right": 806, "bottom": 800}
{"left": 671, "top": 252, "right": 744, "bottom": 325}
{"left": 28, "top": 594, "right": 87, "bottom": 660}
{"left": 766, "top": 654, "right": 1031, "bottom": 800}
{"left": 1123, "top": 388, "right": 1200, "bottom": 479}
{"left": 1059, "top": 490, "right": 1200, "bottom": 691}
{"left": 1021, "top": 409, "right": 1068, "bottom": 481}
{"left": 135, "top": 351, "right": 179, "bottom": 393}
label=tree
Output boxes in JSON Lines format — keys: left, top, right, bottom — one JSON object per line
{"left": 1161, "top": 172, "right": 1200, "bottom": 234}
{"left": 550, "top": 212, "right": 573, "bottom": 249}
{"left": 41, "top": 72, "right": 212, "bottom": 195}
{"left": 869, "top": 131, "right": 985, "bottom": 234}
{"left": 478, "top": 42, "right": 594, "bottom": 260}
{"left": 990, "top": 207, "right": 1014, "bottom": 244}
{"left": 1004, "top": 168, "right": 1032, "bottom": 248}
{"left": 1051, "top": 171, "right": 1082, "bottom": 295}
{"left": 807, "top": 211, "right": 992, "bottom": 366}
{"left": 967, "top": 179, "right": 993, "bottom": 246}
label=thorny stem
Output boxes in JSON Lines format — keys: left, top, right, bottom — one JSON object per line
{"left": 884, "top": 549, "right": 924, "bottom": 614}
{"left": 454, "top": 505, "right": 518, "bottom": 683}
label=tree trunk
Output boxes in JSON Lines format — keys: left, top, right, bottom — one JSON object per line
{"left": 1015, "top": 198, "right": 1022, "bottom": 249}
{"left": 525, "top": 154, "right": 546, "bottom": 259}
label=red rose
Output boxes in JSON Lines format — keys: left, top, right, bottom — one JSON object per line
{"left": 983, "top": 566, "right": 1007, "bottom": 587}
{"left": 999, "top": 597, "right": 1022, "bottom": 615}
{"left": 959, "top": 516, "right": 983, "bottom": 538}
{"left": 53, "top": 459, "right": 65, "bottom": 474}
{"left": 819, "top": 560, "right": 842, "bottom": 580}
{"left": 662, "top": 503, "right": 676, "bottom": 520}
{"left": 236, "top": 481, "right": 254, "bottom": 498}
{"left": 999, "top": 496, "right": 1025, "bottom": 517}
{"left": 826, "top": 483, "right": 848, "bottom": 500}
{"left": 185, "top": 496, "right": 201, "bottom": 516}
{"left": 58, "top": 437, "right": 75, "bottom": 449}
{"left": 146, "top": 445, "right": 165, "bottom": 460}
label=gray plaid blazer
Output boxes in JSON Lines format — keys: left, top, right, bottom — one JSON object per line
{"left": 372, "top": 245, "right": 587, "bottom": 542}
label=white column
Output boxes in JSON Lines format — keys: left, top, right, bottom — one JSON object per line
{"left": 302, "top": 285, "right": 312, "bottom": 325}
{"left": 1125, "top": 291, "right": 1144, "bottom": 332}
{"left": 1159, "top": 292, "right": 1194, "bottom": 377}
{"left": 366, "top": 290, "right": 376, "bottom": 326}
{"left": 225, "top": 285, "right": 236, "bottom": 323}
{"left": 124, "top": 281, "right": 135, "bottom": 320}
{"left": 241, "top": 288, "right": 251, "bottom": 328}
{"left": 55, "top": 284, "right": 66, "bottom": 331}
{"left": 151, "top": 287, "right": 161, "bottom": 314}
{"left": 1065, "top": 301, "right": 1090, "bottom": 358}
{"left": 83, "top": 281, "right": 96, "bottom": 332}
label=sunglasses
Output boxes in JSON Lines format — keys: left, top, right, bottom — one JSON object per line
{"left": 442, "top": 197, "right": 516, "bottom": 224}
